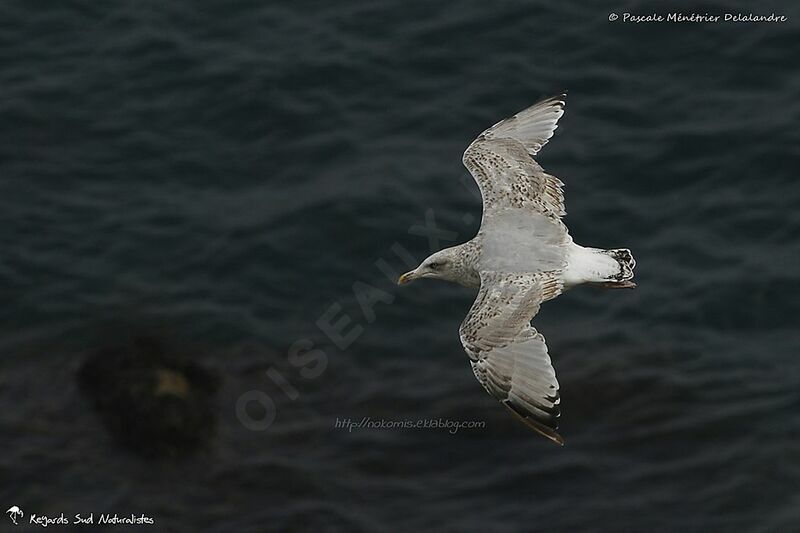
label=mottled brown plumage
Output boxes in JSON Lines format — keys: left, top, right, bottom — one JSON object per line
{"left": 398, "top": 94, "right": 636, "bottom": 445}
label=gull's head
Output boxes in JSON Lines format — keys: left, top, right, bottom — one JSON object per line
{"left": 397, "top": 248, "right": 460, "bottom": 285}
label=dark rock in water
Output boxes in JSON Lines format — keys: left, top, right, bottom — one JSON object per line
{"left": 78, "top": 335, "right": 219, "bottom": 458}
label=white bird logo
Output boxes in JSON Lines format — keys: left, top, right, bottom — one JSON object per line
{"left": 6, "top": 506, "right": 23, "bottom": 525}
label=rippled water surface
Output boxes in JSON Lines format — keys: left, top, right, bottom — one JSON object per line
{"left": 2, "top": 1, "right": 799, "bottom": 531}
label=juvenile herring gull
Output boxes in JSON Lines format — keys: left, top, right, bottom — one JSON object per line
{"left": 397, "top": 94, "right": 636, "bottom": 445}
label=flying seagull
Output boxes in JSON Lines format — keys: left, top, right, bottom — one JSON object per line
{"left": 397, "top": 94, "right": 636, "bottom": 445}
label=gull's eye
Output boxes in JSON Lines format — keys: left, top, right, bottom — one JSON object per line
{"left": 428, "top": 261, "right": 440, "bottom": 269}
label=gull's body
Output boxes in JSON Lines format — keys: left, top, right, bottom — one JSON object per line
{"left": 398, "top": 94, "right": 636, "bottom": 445}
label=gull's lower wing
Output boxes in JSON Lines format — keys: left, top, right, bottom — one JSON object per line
{"left": 459, "top": 271, "right": 565, "bottom": 445}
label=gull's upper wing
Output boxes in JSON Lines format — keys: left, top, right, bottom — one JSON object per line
{"left": 462, "top": 94, "right": 567, "bottom": 220}
{"left": 459, "top": 271, "right": 565, "bottom": 445}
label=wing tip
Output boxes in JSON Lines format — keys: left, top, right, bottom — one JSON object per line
{"left": 544, "top": 91, "right": 567, "bottom": 109}
{"left": 521, "top": 415, "right": 565, "bottom": 446}
{"left": 503, "top": 401, "right": 565, "bottom": 446}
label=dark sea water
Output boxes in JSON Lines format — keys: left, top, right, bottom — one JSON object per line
{"left": 2, "top": 1, "right": 800, "bottom": 531}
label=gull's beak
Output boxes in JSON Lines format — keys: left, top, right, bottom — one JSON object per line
{"left": 397, "top": 270, "right": 417, "bottom": 285}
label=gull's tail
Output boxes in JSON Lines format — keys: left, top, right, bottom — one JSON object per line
{"left": 595, "top": 248, "right": 636, "bottom": 288}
